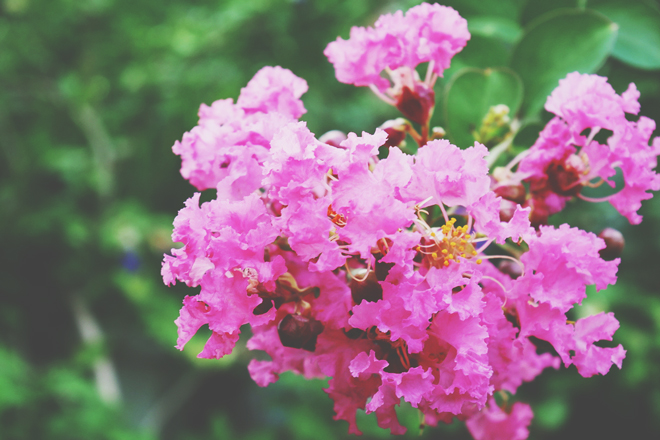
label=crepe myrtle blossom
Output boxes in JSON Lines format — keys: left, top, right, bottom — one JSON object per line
{"left": 172, "top": 66, "right": 308, "bottom": 192}
{"left": 161, "top": 5, "right": 638, "bottom": 440}
{"left": 494, "top": 72, "right": 660, "bottom": 226}
{"left": 325, "top": 3, "right": 469, "bottom": 126}
{"left": 163, "top": 122, "right": 623, "bottom": 437}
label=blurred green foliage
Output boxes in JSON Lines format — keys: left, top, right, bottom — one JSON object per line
{"left": 1, "top": 0, "right": 659, "bottom": 439}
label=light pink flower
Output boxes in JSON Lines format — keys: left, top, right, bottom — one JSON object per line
{"left": 325, "top": 3, "right": 469, "bottom": 90}
{"left": 173, "top": 67, "right": 307, "bottom": 191}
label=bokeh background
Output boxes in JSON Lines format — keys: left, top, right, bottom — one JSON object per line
{"left": 1, "top": 0, "right": 660, "bottom": 438}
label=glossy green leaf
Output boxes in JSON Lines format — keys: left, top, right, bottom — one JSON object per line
{"left": 519, "top": 0, "right": 576, "bottom": 25}
{"left": 591, "top": 1, "right": 660, "bottom": 70}
{"left": 444, "top": 67, "right": 523, "bottom": 148}
{"left": 468, "top": 16, "right": 523, "bottom": 44}
{"left": 426, "top": 0, "right": 525, "bottom": 20}
{"left": 511, "top": 9, "right": 618, "bottom": 117}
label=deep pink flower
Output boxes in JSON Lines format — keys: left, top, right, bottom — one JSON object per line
{"left": 515, "top": 72, "right": 660, "bottom": 225}
{"left": 466, "top": 398, "right": 533, "bottom": 440}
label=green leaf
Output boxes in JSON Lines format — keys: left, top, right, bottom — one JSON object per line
{"left": 468, "top": 16, "right": 523, "bottom": 44}
{"left": 511, "top": 9, "right": 618, "bottom": 117}
{"left": 591, "top": 1, "right": 660, "bottom": 70}
{"left": 519, "top": 0, "right": 577, "bottom": 25}
{"left": 444, "top": 67, "right": 523, "bottom": 148}
{"left": 426, "top": 0, "right": 525, "bottom": 20}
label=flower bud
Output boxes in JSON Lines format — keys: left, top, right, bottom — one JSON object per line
{"left": 379, "top": 118, "right": 409, "bottom": 147}
{"left": 278, "top": 314, "right": 324, "bottom": 351}
{"left": 499, "top": 199, "right": 519, "bottom": 223}
{"left": 395, "top": 84, "right": 435, "bottom": 126}
{"left": 598, "top": 227, "right": 625, "bottom": 260}
{"left": 473, "top": 104, "right": 511, "bottom": 147}
{"left": 319, "top": 130, "right": 347, "bottom": 147}
{"left": 430, "top": 126, "right": 446, "bottom": 140}
{"left": 494, "top": 183, "right": 527, "bottom": 205}
{"left": 526, "top": 198, "right": 550, "bottom": 228}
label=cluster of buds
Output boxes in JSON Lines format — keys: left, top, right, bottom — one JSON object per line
{"left": 163, "top": 3, "right": 659, "bottom": 439}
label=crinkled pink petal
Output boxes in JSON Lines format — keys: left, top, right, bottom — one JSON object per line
{"left": 349, "top": 350, "right": 389, "bottom": 379}
{"left": 198, "top": 331, "right": 241, "bottom": 359}
{"left": 520, "top": 224, "right": 619, "bottom": 312}
{"left": 324, "top": 26, "right": 403, "bottom": 91}
{"left": 312, "top": 331, "right": 382, "bottom": 435}
{"left": 331, "top": 162, "right": 416, "bottom": 260}
{"left": 402, "top": 140, "right": 490, "bottom": 207}
{"left": 572, "top": 312, "right": 626, "bottom": 377}
{"left": 237, "top": 66, "right": 308, "bottom": 119}
{"left": 466, "top": 398, "right": 533, "bottom": 440}
{"left": 325, "top": 3, "right": 469, "bottom": 89}
{"left": 386, "top": 366, "right": 435, "bottom": 407}
{"left": 545, "top": 72, "right": 630, "bottom": 133}
{"left": 365, "top": 380, "right": 407, "bottom": 435}
{"left": 607, "top": 120, "right": 660, "bottom": 224}
{"left": 246, "top": 323, "right": 324, "bottom": 387}
{"left": 379, "top": 3, "right": 470, "bottom": 75}
{"left": 469, "top": 192, "right": 533, "bottom": 244}
{"left": 516, "top": 117, "right": 574, "bottom": 181}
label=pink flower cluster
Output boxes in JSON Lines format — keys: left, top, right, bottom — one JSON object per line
{"left": 325, "top": 3, "right": 470, "bottom": 126}
{"left": 324, "top": 3, "right": 469, "bottom": 91}
{"left": 496, "top": 72, "right": 660, "bottom": 225}
{"left": 162, "top": 4, "right": 658, "bottom": 439}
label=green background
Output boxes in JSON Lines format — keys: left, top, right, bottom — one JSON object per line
{"left": 1, "top": 0, "right": 659, "bottom": 438}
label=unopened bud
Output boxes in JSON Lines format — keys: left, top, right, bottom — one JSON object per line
{"left": 430, "top": 126, "right": 446, "bottom": 139}
{"left": 473, "top": 104, "right": 511, "bottom": 147}
{"left": 395, "top": 84, "right": 435, "bottom": 126}
{"left": 499, "top": 199, "right": 519, "bottom": 223}
{"left": 278, "top": 314, "right": 324, "bottom": 351}
{"left": 319, "top": 130, "right": 347, "bottom": 147}
{"left": 527, "top": 198, "right": 550, "bottom": 228}
{"left": 379, "top": 118, "right": 409, "bottom": 147}
{"left": 598, "top": 228, "right": 625, "bottom": 260}
{"left": 494, "top": 183, "right": 527, "bottom": 205}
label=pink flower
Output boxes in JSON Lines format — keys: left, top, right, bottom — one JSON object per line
{"left": 173, "top": 67, "right": 308, "bottom": 191}
{"left": 324, "top": 3, "right": 469, "bottom": 90}
{"left": 520, "top": 224, "right": 619, "bottom": 313}
{"left": 515, "top": 72, "right": 660, "bottom": 225}
{"left": 237, "top": 66, "right": 308, "bottom": 119}
{"left": 324, "top": 3, "right": 469, "bottom": 125}
{"left": 163, "top": 18, "right": 638, "bottom": 439}
{"left": 466, "top": 398, "right": 533, "bottom": 440}
{"left": 402, "top": 140, "right": 491, "bottom": 207}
